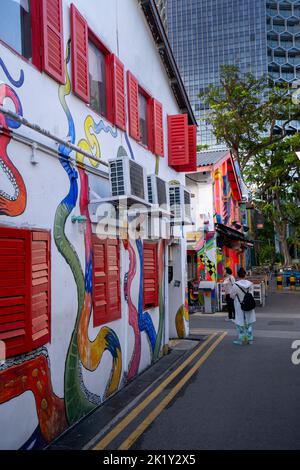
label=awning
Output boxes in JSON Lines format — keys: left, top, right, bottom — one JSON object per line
{"left": 216, "top": 223, "right": 253, "bottom": 247}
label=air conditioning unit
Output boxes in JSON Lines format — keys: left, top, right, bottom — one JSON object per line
{"left": 108, "top": 155, "right": 148, "bottom": 203}
{"left": 147, "top": 174, "right": 169, "bottom": 208}
{"left": 169, "top": 184, "right": 192, "bottom": 223}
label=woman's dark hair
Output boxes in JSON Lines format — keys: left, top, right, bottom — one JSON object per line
{"left": 237, "top": 267, "right": 246, "bottom": 279}
{"left": 225, "top": 267, "right": 233, "bottom": 275}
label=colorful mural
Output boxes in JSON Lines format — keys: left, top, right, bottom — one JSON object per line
{"left": 0, "top": 58, "right": 66, "bottom": 449}
{"left": 197, "top": 232, "right": 216, "bottom": 282}
{"left": 0, "top": 74, "right": 26, "bottom": 216}
{"left": 0, "top": 46, "right": 124, "bottom": 447}
{"left": 175, "top": 289, "right": 189, "bottom": 339}
{"left": 0, "top": 0, "right": 188, "bottom": 445}
{"left": 216, "top": 248, "right": 223, "bottom": 281}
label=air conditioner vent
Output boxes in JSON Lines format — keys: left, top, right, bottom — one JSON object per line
{"left": 129, "top": 160, "right": 145, "bottom": 200}
{"left": 108, "top": 156, "right": 148, "bottom": 203}
{"left": 169, "top": 186, "right": 181, "bottom": 218}
{"left": 169, "top": 184, "right": 192, "bottom": 223}
{"left": 147, "top": 175, "right": 169, "bottom": 208}
{"left": 148, "top": 177, "right": 153, "bottom": 204}
{"left": 156, "top": 177, "right": 167, "bottom": 206}
{"left": 110, "top": 159, "right": 125, "bottom": 197}
{"left": 184, "top": 190, "right": 191, "bottom": 218}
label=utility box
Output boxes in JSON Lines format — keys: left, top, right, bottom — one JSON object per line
{"left": 198, "top": 281, "right": 216, "bottom": 314}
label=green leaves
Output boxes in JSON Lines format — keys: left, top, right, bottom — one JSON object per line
{"left": 200, "top": 65, "right": 300, "bottom": 266}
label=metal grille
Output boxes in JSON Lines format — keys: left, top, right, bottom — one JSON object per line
{"left": 184, "top": 190, "right": 191, "bottom": 218}
{"left": 110, "top": 159, "right": 125, "bottom": 196}
{"left": 129, "top": 160, "right": 145, "bottom": 199}
{"left": 156, "top": 177, "right": 167, "bottom": 205}
{"left": 147, "top": 176, "right": 153, "bottom": 203}
{"left": 169, "top": 186, "right": 181, "bottom": 218}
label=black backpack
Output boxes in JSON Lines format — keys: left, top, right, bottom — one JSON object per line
{"left": 236, "top": 284, "right": 256, "bottom": 311}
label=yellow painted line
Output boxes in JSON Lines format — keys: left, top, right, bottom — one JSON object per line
{"left": 93, "top": 333, "right": 217, "bottom": 450}
{"left": 118, "top": 332, "right": 227, "bottom": 450}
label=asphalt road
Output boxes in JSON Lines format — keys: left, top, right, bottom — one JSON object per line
{"left": 131, "top": 290, "right": 300, "bottom": 450}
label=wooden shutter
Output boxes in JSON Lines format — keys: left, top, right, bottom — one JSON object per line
{"left": 92, "top": 237, "right": 121, "bottom": 326}
{"left": 127, "top": 71, "right": 140, "bottom": 141}
{"left": 92, "top": 237, "right": 107, "bottom": 327}
{"left": 71, "top": 3, "right": 89, "bottom": 103}
{"left": 152, "top": 99, "right": 164, "bottom": 157}
{"left": 41, "top": 0, "right": 65, "bottom": 84}
{"left": 0, "top": 228, "right": 31, "bottom": 358}
{"left": 0, "top": 227, "right": 51, "bottom": 358}
{"left": 31, "top": 231, "right": 51, "bottom": 348}
{"left": 111, "top": 54, "right": 126, "bottom": 130}
{"left": 106, "top": 239, "right": 121, "bottom": 321}
{"left": 167, "top": 114, "right": 189, "bottom": 167}
{"left": 174, "top": 125, "right": 197, "bottom": 172}
{"left": 143, "top": 242, "right": 158, "bottom": 309}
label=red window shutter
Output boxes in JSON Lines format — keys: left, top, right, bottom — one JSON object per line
{"left": 0, "top": 228, "right": 31, "bottom": 358}
{"left": 127, "top": 71, "right": 140, "bottom": 141}
{"left": 143, "top": 242, "right": 158, "bottom": 309}
{"left": 174, "top": 125, "right": 197, "bottom": 172}
{"left": 41, "top": 0, "right": 65, "bottom": 84}
{"left": 152, "top": 99, "right": 164, "bottom": 157}
{"left": 106, "top": 239, "right": 121, "bottom": 321}
{"left": 167, "top": 114, "right": 189, "bottom": 167}
{"left": 92, "top": 237, "right": 121, "bottom": 326}
{"left": 71, "top": 3, "right": 89, "bottom": 103}
{"left": 0, "top": 227, "right": 51, "bottom": 359}
{"left": 111, "top": 54, "right": 126, "bottom": 130}
{"left": 92, "top": 237, "right": 108, "bottom": 327}
{"left": 31, "top": 231, "right": 51, "bottom": 349}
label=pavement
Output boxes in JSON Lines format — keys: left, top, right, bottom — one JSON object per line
{"left": 47, "top": 288, "right": 300, "bottom": 450}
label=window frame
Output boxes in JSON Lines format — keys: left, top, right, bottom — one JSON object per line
{"left": 0, "top": 0, "right": 42, "bottom": 71}
{"left": 143, "top": 241, "right": 159, "bottom": 310}
{"left": 92, "top": 236, "right": 121, "bottom": 327}
{"left": 87, "top": 28, "right": 113, "bottom": 122}
{"left": 137, "top": 85, "right": 154, "bottom": 152}
{"left": 0, "top": 226, "right": 51, "bottom": 359}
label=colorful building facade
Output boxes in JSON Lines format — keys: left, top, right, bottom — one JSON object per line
{"left": 0, "top": 0, "right": 196, "bottom": 449}
{"left": 186, "top": 150, "right": 251, "bottom": 310}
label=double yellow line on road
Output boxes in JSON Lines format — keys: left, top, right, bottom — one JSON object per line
{"left": 93, "top": 332, "right": 227, "bottom": 450}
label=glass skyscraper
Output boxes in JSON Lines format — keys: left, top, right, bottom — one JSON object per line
{"left": 159, "top": 0, "right": 300, "bottom": 147}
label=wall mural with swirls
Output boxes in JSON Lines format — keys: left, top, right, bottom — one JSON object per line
{"left": 0, "top": 27, "right": 173, "bottom": 447}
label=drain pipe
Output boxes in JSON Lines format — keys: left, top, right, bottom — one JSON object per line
{"left": 0, "top": 105, "right": 109, "bottom": 168}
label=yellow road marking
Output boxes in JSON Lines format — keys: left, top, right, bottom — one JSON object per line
{"left": 93, "top": 333, "right": 217, "bottom": 450}
{"left": 118, "top": 332, "right": 227, "bottom": 450}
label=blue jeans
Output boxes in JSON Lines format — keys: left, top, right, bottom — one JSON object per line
{"left": 236, "top": 323, "right": 253, "bottom": 344}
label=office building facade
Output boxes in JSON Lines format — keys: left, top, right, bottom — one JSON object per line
{"left": 160, "top": 0, "right": 300, "bottom": 147}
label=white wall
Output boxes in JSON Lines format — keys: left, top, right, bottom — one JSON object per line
{"left": 186, "top": 172, "right": 214, "bottom": 233}
{"left": 0, "top": 0, "right": 187, "bottom": 449}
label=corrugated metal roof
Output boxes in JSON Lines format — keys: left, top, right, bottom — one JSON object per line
{"left": 197, "top": 150, "right": 230, "bottom": 167}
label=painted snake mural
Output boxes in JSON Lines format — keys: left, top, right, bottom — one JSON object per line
{"left": 123, "top": 239, "right": 142, "bottom": 380}
{"left": 153, "top": 239, "right": 165, "bottom": 360}
{"left": 76, "top": 116, "right": 122, "bottom": 397}
{"left": 0, "top": 36, "right": 168, "bottom": 446}
{"left": 55, "top": 40, "right": 122, "bottom": 424}
{"left": 0, "top": 75, "right": 26, "bottom": 216}
{"left": 175, "top": 290, "right": 189, "bottom": 339}
{"left": 0, "top": 350, "right": 67, "bottom": 446}
{"left": 0, "top": 59, "right": 66, "bottom": 449}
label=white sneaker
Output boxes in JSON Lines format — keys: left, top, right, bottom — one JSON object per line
{"left": 225, "top": 317, "right": 230, "bottom": 321}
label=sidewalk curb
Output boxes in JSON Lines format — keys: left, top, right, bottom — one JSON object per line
{"left": 46, "top": 336, "right": 207, "bottom": 450}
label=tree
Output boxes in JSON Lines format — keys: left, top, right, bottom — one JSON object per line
{"left": 200, "top": 65, "right": 300, "bottom": 266}
{"left": 200, "top": 65, "right": 300, "bottom": 171}
{"left": 247, "top": 133, "right": 300, "bottom": 266}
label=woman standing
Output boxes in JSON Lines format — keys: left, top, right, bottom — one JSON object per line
{"left": 223, "top": 267, "right": 235, "bottom": 321}
{"left": 230, "top": 268, "right": 256, "bottom": 345}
